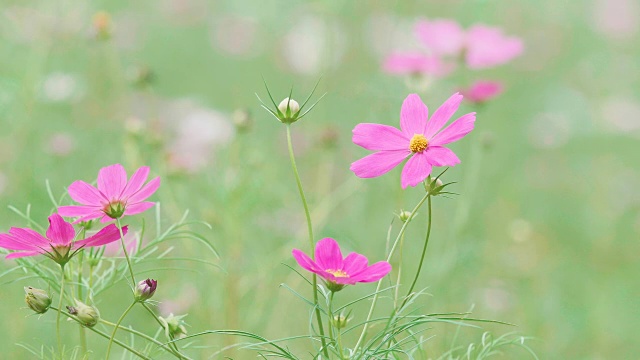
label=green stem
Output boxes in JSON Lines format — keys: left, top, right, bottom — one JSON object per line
{"left": 56, "top": 264, "right": 66, "bottom": 359}
{"left": 328, "top": 292, "right": 345, "bottom": 360}
{"left": 393, "top": 233, "right": 405, "bottom": 308}
{"left": 51, "top": 306, "right": 151, "bottom": 360}
{"left": 400, "top": 195, "right": 432, "bottom": 309}
{"left": 285, "top": 125, "right": 329, "bottom": 358}
{"left": 105, "top": 301, "right": 137, "bottom": 360}
{"left": 353, "top": 191, "right": 431, "bottom": 356}
{"left": 116, "top": 218, "right": 136, "bottom": 288}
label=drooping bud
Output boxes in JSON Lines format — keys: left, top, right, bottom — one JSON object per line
{"left": 24, "top": 287, "right": 52, "bottom": 314}
{"left": 67, "top": 300, "right": 100, "bottom": 327}
{"left": 397, "top": 210, "right": 413, "bottom": 223}
{"left": 159, "top": 313, "right": 188, "bottom": 339}
{"left": 134, "top": 278, "right": 157, "bottom": 302}
{"left": 332, "top": 313, "right": 349, "bottom": 330}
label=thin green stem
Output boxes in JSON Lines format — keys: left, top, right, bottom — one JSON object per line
{"left": 105, "top": 301, "right": 137, "bottom": 360}
{"left": 393, "top": 233, "right": 406, "bottom": 308}
{"left": 56, "top": 264, "right": 66, "bottom": 359}
{"left": 400, "top": 194, "right": 432, "bottom": 309}
{"left": 51, "top": 306, "right": 151, "bottom": 360}
{"left": 353, "top": 191, "right": 431, "bottom": 356}
{"left": 285, "top": 125, "right": 329, "bottom": 358}
{"left": 116, "top": 218, "right": 136, "bottom": 288}
{"left": 328, "top": 292, "right": 345, "bottom": 360}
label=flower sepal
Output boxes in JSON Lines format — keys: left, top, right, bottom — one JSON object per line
{"left": 257, "top": 78, "right": 325, "bottom": 125}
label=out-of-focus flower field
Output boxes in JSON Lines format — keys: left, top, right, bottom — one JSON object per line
{"left": 0, "top": 0, "right": 638, "bottom": 359}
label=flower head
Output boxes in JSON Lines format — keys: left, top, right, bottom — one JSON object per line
{"left": 25, "top": 287, "right": 52, "bottom": 314}
{"left": 134, "top": 278, "right": 158, "bottom": 302}
{"left": 292, "top": 238, "right": 391, "bottom": 292}
{"left": 350, "top": 93, "right": 475, "bottom": 189}
{"left": 461, "top": 80, "right": 504, "bottom": 103}
{"left": 58, "top": 164, "right": 160, "bottom": 223}
{"left": 465, "top": 25, "right": 524, "bottom": 69}
{"left": 414, "top": 19, "right": 466, "bottom": 56}
{"left": 0, "top": 213, "right": 127, "bottom": 265}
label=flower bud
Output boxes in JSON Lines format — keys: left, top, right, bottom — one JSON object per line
{"left": 159, "top": 313, "right": 188, "bottom": 339}
{"left": 24, "top": 287, "right": 52, "bottom": 314}
{"left": 278, "top": 97, "right": 300, "bottom": 117}
{"left": 397, "top": 210, "right": 413, "bottom": 223}
{"left": 67, "top": 300, "right": 100, "bottom": 327}
{"left": 425, "top": 176, "right": 444, "bottom": 195}
{"left": 332, "top": 313, "right": 349, "bottom": 330}
{"left": 134, "top": 278, "right": 158, "bottom": 302}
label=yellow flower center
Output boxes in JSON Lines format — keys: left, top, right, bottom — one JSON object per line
{"left": 325, "top": 269, "right": 349, "bottom": 278}
{"left": 409, "top": 134, "right": 428, "bottom": 153}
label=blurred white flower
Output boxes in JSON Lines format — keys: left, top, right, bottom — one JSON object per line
{"left": 39, "top": 72, "right": 83, "bottom": 103}
{"left": 281, "top": 14, "right": 347, "bottom": 75}
{"left": 600, "top": 96, "right": 640, "bottom": 134}
{"left": 1, "top": 5, "right": 85, "bottom": 44}
{"left": 481, "top": 280, "right": 512, "bottom": 313}
{"left": 211, "top": 15, "right": 261, "bottom": 57}
{"left": 592, "top": 0, "right": 639, "bottom": 40}
{"left": 46, "top": 132, "right": 75, "bottom": 157}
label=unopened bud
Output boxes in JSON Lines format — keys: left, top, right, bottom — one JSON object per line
{"left": 160, "top": 313, "right": 188, "bottom": 339}
{"left": 24, "top": 287, "right": 52, "bottom": 314}
{"left": 67, "top": 300, "right": 100, "bottom": 327}
{"left": 134, "top": 278, "right": 157, "bottom": 302}
{"left": 278, "top": 97, "right": 300, "bottom": 116}
{"left": 398, "top": 210, "right": 413, "bottom": 223}
{"left": 332, "top": 313, "right": 349, "bottom": 329}
{"left": 425, "top": 176, "right": 444, "bottom": 195}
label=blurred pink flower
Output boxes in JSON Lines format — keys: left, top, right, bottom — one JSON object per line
{"left": 461, "top": 80, "right": 504, "bottom": 103}
{"left": 58, "top": 164, "right": 160, "bottom": 223}
{"left": 414, "top": 18, "right": 466, "bottom": 56}
{"left": 465, "top": 25, "right": 524, "bottom": 69}
{"left": 351, "top": 93, "right": 475, "bottom": 188}
{"left": 0, "top": 213, "right": 126, "bottom": 264}
{"left": 383, "top": 52, "right": 454, "bottom": 77}
{"left": 292, "top": 238, "right": 391, "bottom": 291}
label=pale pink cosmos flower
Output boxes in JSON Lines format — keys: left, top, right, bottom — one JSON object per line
{"left": 414, "top": 18, "right": 466, "bottom": 56}
{"left": 465, "top": 24, "right": 524, "bottom": 69}
{"left": 0, "top": 213, "right": 127, "bottom": 265}
{"left": 292, "top": 238, "right": 391, "bottom": 292}
{"left": 58, "top": 164, "right": 160, "bottom": 223}
{"left": 383, "top": 52, "right": 454, "bottom": 77}
{"left": 461, "top": 80, "right": 504, "bottom": 103}
{"left": 351, "top": 93, "right": 475, "bottom": 189}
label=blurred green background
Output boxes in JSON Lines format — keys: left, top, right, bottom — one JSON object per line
{"left": 1, "top": 0, "right": 639, "bottom": 359}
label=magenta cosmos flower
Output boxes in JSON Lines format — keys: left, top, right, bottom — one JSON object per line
{"left": 58, "top": 164, "right": 160, "bottom": 223}
{"left": 461, "top": 80, "right": 504, "bottom": 103}
{"left": 465, "top": 25, "right": 524, "bottom": 69}
{"left": 414, "top": 18, "right": 466, "bottom": 56}
{"left": 292, "top": 238, "right": 391, "bottom": 292}
{"left": 0, "top": 213, "right": 127, "bottom": 265}
{"left": 350, "top": 93, "right": 475, "bottom": 189}
{"left": 383, "top": 52, "right": 454, "bottom": 78}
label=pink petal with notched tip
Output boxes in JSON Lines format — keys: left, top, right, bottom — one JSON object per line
{"left": 352, "top": 123, "right": 408, "bottom": 151}
{"left": 75, "top": 224, "right": 127, "bottom": 248}
{"left": 400, "top": 94, "right": 429, "bottom": 136}
{"left": 350, "top": 261, "right": 392, "bottom": 282}
{"left": 97, "top": 164, "right": 128, "bottom": 199}
{"left": 401, "top": 152, "right": 432, "bottom": 189}
{"left": 68, "top": 181, "right": 106, "bottom": 205}
{"left": 314, "top": 238, "right": 343, "bottom": 271}
{"left": 123, "top": 202, "right": 155, "bottom": 216}
{"left": 424, "top": 93, "right": 463, "bottom": 139}
{"left": 350, "top": 150, "right": 410, "bottom": 178}
{"left": 127, "top": 177, "right": 160, "bottom": 204}
{"left": 430, "top": 112, "right": 476, "bottom": 146}
{"left": 424, "top": 146, "right": 461, "bottom": 167}
{"left": 121, "top": 166, "right": 150, "bottom": 200}
{"left": 342, "top": 252, "right": 368, "bottom": 275}
{"left": 292, "top": 249, "right": 322, "bottom": 274}
{"left": 46, "top": 214, "right": 76, "bottom": 245}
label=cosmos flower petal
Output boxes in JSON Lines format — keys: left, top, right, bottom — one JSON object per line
{"left": 8, "top": 228, "right": 49, "bottom": 247}
{"left": 0, "top": 234, "right": 37, "bottom": 251}
{"left": 67, "top": 181, "right": 106, "bottom": 205}
{"left": 350, "top": 150, "right": 410, "bottom": 178}
{"left": 314, "top": 238, "right": 343, "bottom": 271}
{"left": 342, "top": 253, "right": 368, "bottom": 274}
{"left": 292, "top": 249, "right": 322, "bottom": 274}
{"left": 415, "top": 18, "right": 466, "bottom": 56}
{"left": 352, "top": 123, "right": 409, "bottom": 151}
{"left": 401, "top": 153, "right": 432, "bottom": 189}
{"left": 75, "top": 224, "right": 127, "bottom": 248}
{"left": 127, "top": 177, "right": 160, "bottom": 204}
{"left": 97, "top": 164, "right": 128, "bottom": 199}
{"left": 424, "top": 146, "right": 461, "bottom": 167}
{"left": 424, "top": 93, "right": 463, "bottom": 139}
{"left": 121, "top": 166, "right": 150, "bottom": 199}
{"left": 350, "top": 261, "right": 392, "bottom": 282}
{"left": 46, "top": 214, "right": 76, "bottom": 245}
{"left": 400, "top": 94, "right": 429, "bottom": 136}
{"left": 430, "top": 112, "right": 476, "bottom": 146}
{"left": 6, "top": 251, "right": 42, "bottom": 259}
{"left": 123, "top": 202, "right": 155, "bottom": 216}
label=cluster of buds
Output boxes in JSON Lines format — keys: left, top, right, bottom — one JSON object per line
{"left": 25, "top": 287, "right": 52, "bottom": 314}
{"left": 134, "top": 278, "right": 158, "bottom": 302}
{"left": 67, "top": 300, "right": 100, "bottom": 327}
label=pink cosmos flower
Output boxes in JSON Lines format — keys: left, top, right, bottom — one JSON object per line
{"left": 465, "top": 25, "right": 524, "bottom": 69}
{"left": 0, "top": 213, "right": 127, "bottom": 265}
{"left": 350, "top": 93, "right": 475, "bottom": 189}
{"left": 58, "top": 164, "right": 160, "bottom": 223}
{"left": 292, "top": 238, "right": 391, "bottom": 292}
{"left": 383, "top": 52, "right": 454, "bottom": 77}
{"left": 414, "top": 18, "right": 466, "bottom": 56}
{"left": 461, "top": 80, "right": 504, "bottom": 103}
